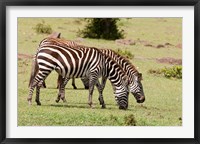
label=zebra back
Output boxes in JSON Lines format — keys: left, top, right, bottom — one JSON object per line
{"left": 37, "top": 38, "right": 104, "bottom": 78}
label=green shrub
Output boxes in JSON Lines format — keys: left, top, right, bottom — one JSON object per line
{"left": 148, "top": 65, "right": 182, "bottom": 79}
{"left": 77, "top": 18, "right": 125, "bottom": 40}
{"left": 115, "top": 49, "right": 134, "bottom": 59}
{"left": 34, "top": 21, "right": 52, "bottom": 34}
{"left": 162, "top": 66, "right": 182, "bottom": 79}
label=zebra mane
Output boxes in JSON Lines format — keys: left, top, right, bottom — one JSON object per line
{"left": 40, "top": 37, "right": 78, "bottom": 47}
{"left": 41, "top": 37, "right": 103, "bottom": 53}
{"left": 104, "top": 49, "right": 140, "bottom": 76}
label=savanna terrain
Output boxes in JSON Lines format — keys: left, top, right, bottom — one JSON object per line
{"left": 18, "top": 18, "right": 182, "bottom": 126}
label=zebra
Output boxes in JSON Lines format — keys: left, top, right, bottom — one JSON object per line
{"left": 30, "top": 39, "right": 145, "bottom": 107}
{"left": 59, "top": 49, "right": 145, "bottom": 105}
{"left": 28, "top": 37, "right": 129, "bottom": 109}
{"left": 87, "top": 49, "right": 145, "bottom": 103}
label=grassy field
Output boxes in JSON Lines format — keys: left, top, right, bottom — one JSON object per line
{"left": 18, "top": 18, "right": 182, "bottom": 126}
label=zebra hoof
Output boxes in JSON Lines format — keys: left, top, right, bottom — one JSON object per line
{"left": 85, "top": 86, "right": 89, "bottom": 89}
{"left": 28, "top": 101, "right": 32, "bottom": 105}
{"left": 27, "top": 98, "right": 32, "bottom": 105}
{"left": 36, "top": 100, "right": 41, "bottom": 106}
{"left": 119, "top": 106, "right": 127, "bottom": 110}
{"left": 101, "top": 105, "right": 106, "bottom": 109}
{"left": 55, "top": 99, "right": 60, "bottom": 103}
{"left": 37, "top": 102, "right": 41, "bottom": 106}
{"left": 88, "top": 102, "right": 94, "bottom": 108}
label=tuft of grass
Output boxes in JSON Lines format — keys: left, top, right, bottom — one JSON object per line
{"left": 34, "top": 20, "right": 53, "bottom": 34}
{"left": 115, "top": 49, "right": 134, "bottom": 59}
{"left": 124, "top": 114, "right": 137, "bottom": 126}
{"left": 148, "top": 65, "right": 182, "bottom": 79}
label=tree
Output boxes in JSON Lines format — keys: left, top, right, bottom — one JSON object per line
{"left": 78, "top": 18, "right": 124, "bottom": 40}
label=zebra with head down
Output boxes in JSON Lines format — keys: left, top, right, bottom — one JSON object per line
{"left": 81, "top": 49, "right": 145, "bottom": 105}
{"left": 28, "top": 37, "right": 129, "bottom": 109}
{"left": 58, "top": 48, "right": 145, "bottom": 107}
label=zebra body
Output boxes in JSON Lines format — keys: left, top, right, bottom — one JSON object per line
{"left": 28, "top": 38, "right": 129, "bottom": 109}
{"left": 72, "top": 49, "right": 145, "bottom": 103}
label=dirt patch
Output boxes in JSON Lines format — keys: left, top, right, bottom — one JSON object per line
{"left": 18, "top": 53, "right": 33, "bottom": 59}
{"left": 117, "top": 38, "right": 175, "bottom": 49}
{"left": 156, "top": 57, "right": 182, "bottom": 65}
{"left": 115, "top": 39, "right": 136, "bottom": 45}
{"left": 176, "top": 43, "right": 182, "bottom": 49}
{"left": 142, "top": 42, "right": 174, "bottom": 49}
{"left": 74, "top": 37, "right": 84, "bottom": 43}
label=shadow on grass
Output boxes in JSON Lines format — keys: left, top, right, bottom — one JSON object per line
{"left": 33, "top": 102, "right": 135, "bottom": 111}
{"left": 49, "top": 104, "right": 114, "bottom": 110}
{"left": 43, "top": 87, "right": 87, "bottom": 90}
{"left": 48, "top": 103, "right": 134, "bottom": 111}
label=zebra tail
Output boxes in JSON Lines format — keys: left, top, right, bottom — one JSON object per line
{"left": 28, "top": 59, "right": 38, "bottom": 88}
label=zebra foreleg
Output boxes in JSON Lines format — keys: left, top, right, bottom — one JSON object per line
{"left": 56, "top": 77, "right": 68, "bottom": 103}
{"left": 97, "top": 77, "right": 108, "bottom": 108}
{"left": 72, "top": 78, "right": 77, "bottom": 89}
{"left": 81, "top": 77, "right": 89, "bottom": 89}
{"left": 96, "top": 81, "right": 106, "bottom": 109}
{"left": 88, "top": 76, "right": 97, "bottom": 108}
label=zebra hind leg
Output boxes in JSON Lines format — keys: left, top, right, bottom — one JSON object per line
{"left": 35, "top": 86, "right": 41, "bottom": 105}
{"left": 29, "top": 69, "right": 52, "bottom": 105}
{"left": 35, "top": 80, "right": 45, "bottom": 105}
{"left": 27, "top": 79, "right": 39, "bottom": 105}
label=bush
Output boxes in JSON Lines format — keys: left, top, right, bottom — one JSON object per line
{"left": 148, "top": 65, "right": 182, "bottom": 79}
{"left": 115, "top": 49, "right": 134, "bottom": 59}
{"left": 34, "top": 21, "right": 52, "bottom": 34}
{"left": 162, "top": 66, "right": 182, "bottom": 79}
{"left": 78, "top": 18, "right": 125, "bottom": 40}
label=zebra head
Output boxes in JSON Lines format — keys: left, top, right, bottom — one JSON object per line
{"left": 130, "top": 73, "right": 145, "bottom": 103}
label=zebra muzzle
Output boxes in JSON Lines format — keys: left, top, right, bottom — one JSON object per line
{"left": 136, "top": 95, "right": 145, "bottom": 103}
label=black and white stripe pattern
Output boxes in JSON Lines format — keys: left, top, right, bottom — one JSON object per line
{"left": 72, "top": 49, "right": 145, "bottom": 103}
{"left": 28, "top": 38, "right": 129, "bottom": 109}
{"left": 98, "top": 49, "right": 145, "bottom": 103}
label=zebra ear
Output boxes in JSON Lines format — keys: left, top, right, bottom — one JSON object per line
{"left": 138, "top": 73, "right": 143, "bottom": 81}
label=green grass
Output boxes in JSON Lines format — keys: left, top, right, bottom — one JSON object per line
{"left": 18, "top": 18, "right": 182, "bottom": 126}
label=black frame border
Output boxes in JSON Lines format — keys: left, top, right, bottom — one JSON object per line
{"left": 0, "top": 0, "right": 199, "bottom": 144}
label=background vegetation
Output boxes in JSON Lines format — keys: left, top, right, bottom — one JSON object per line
{"left": 18, "top": 18, "right": 182, "bottom": 126}
{"left": 77, "top": 18, "right": 124, "bottom": 40}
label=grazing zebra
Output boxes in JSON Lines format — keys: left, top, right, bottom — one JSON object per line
{"left": 28, "top": 37, "right": 129, "bottom": 109}
{"left": 61, "top": 49, "right": 145, "bottom": 104}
